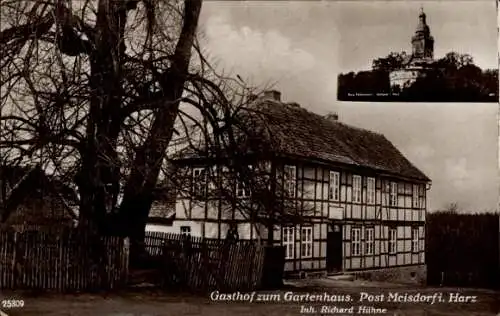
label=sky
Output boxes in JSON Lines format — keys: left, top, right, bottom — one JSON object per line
{"left": 335, "top": 0, "right": 497, "bottom": 72}
{"left": 197, "top": 0, "right": 499, "bottom": 212}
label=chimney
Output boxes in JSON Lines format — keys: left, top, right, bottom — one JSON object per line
{"left": 325, "top": 112, "right": 339, "bottom": 122}
{"left": 263, "top": 90, "right": 281, "bottom": 102}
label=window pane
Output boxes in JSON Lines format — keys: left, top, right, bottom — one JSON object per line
{"left": 329, "top": 172, "right": 340, "bottom": 201}
{"left": 284, "top": 166, "right": 296, "bottom": 198}
{"left": 180, "top": 226, "right": 191, "bottom": 236}
{"left": 353, "top": 176, "right": 361, "bottom": 203}
{"left": 283, "top": 227, "right": 295, "bottom": 259}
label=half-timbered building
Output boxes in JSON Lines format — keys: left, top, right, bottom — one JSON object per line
{"left": 0, "top": 165, "right": 78, "bottom": 232}
{"left": 168, "top": 90, "right": 431, "bottom": 280}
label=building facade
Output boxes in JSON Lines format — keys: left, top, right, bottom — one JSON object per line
{"left": 167, "top": 91, "right": 431, "bottom": 281}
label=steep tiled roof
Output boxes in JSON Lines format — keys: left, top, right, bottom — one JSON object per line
{"left": 0, "top": 165, "right": 79, "bottom": 222}
{"left": 173, "top": 99, "right": 430, "bottom": 182}
{"left": 0, "top": 165, "right": 30, "bottom": 200}
{"left": 245, "top": 101, "right": 430, "bottom": 181}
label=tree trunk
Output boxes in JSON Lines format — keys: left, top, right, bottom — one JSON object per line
{"left": 119, "top": 0, "right": 203, "bottom": 266}
{"left": 78, "top": 0, "right": 124, "bottom": 229}
{"left": 76, "top": 0, "right": 128, "bottom": 287}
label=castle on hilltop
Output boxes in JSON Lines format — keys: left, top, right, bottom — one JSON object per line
{"left": 389, "top": 8, "right": 436, "bottom": 90}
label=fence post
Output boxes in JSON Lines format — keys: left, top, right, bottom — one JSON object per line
{"left": 11, "top": 231, "right": 18, "bottom": 288}
{"left": 123, "top": 237, "right": 130, "bottom": 285}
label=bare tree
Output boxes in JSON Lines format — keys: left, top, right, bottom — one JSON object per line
{"left": 0, "top": 0, "right": 207, "bottom": 255}
{"left": 0, "top": 0, "right": 310, "bottom": 267}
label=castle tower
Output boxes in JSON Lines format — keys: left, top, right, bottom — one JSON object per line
{"left": 389, "top": 7, "right": 436, "bottom": 91}
{"left": 411, "top": 7, "right": 434, "bottom": 60}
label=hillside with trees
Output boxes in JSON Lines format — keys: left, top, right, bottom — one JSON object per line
{"left": 338, "top": 51, "right": 498, "bottom": 102}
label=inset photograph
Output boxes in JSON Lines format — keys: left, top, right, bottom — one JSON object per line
{"left": 336, "top": 1, "right": 498, "bottom": 102}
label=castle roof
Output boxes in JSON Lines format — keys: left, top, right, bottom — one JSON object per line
{"left": 415, "top": 7, "right": 430, "bottom": 35}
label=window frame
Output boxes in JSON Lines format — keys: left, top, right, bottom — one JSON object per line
{"left": 389, "top": 182, "right": 397, "bottom": 207}
{"left": 283, "top": 226, "right": 295, "bottom": 259}
{"left": 412, "top": 184, "right": 419, "bottom": 208}
{"left": 236, "top": 166, "right": 253, "bottom": 199}
{"left": 283, "top": 165, "right": 297, "bottom": 198}
{"left": 207, "top": 166, "right": 217, "bottom": 192}
{"left": 329, "top": 171, "right": 340, "bottom": 201}
{"left": 367, "top": 177, "right": 376, "bottom": 204}
{"left": 192, "top": 167, "right": 207, "bottom": 198}
{"left": 351, "top": 227, "right": 361, "bottom": 256}
{"left": 180, "top": 226, "right": 191, "bottom": 237}
{"left": 300, "top": 226, "right": 313, "bottom": 258}
{"left": 389, "top": 228, "right": 397, "bottom": 254}
{"left": 236, "top": 181, "right": 250, "bottom": 198}
{"left": 352, "top": 175, "right": 362, "bottom": 203}
{"left": 420, "top": 189, "right": 426, "bottom": 210}
{"left": 365, "top": 227, "right": 374, "bottom": 255}
{"left": 411, "top": 227, "right": 419, "bottom": 253}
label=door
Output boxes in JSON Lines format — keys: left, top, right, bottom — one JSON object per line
{"left": 327, "top": 223, "right": 343, "bottom": 273}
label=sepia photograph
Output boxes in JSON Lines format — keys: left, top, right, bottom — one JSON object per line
{"left": 336, "top": 1, "right": 498, "bottom": 102}
{"left": 0, "top": 0, "right": 499, "bottom": 315}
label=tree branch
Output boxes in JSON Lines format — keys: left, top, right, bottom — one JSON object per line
{"left": 0, "top": 10, "right": 54, "bottom": 47}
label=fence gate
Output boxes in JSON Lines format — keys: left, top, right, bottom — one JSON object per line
{"left": 144, "top": 232, "right": 265, "bottom": 292}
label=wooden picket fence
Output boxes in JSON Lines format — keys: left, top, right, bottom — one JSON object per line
{"left": 144, "top": 232, "right": 265, "bottom": 292}
{"left": 0, "top": 230, "right": 129, "bottom": 291}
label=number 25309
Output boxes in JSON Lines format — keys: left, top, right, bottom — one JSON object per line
{"left": 1, "top": 299, "right": 24, "bottom": 309}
